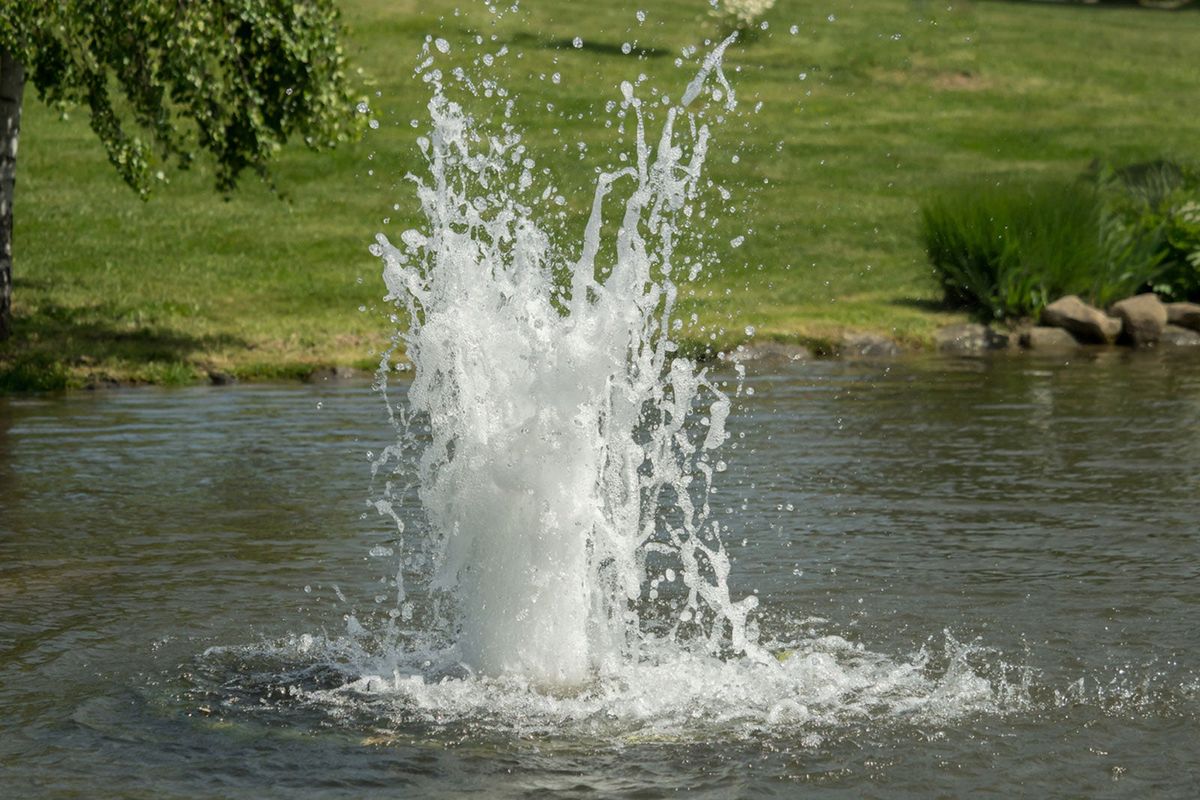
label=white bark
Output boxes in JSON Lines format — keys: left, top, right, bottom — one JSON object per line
{"left": 1, "top": 48, "right": 26, "bottom": 340}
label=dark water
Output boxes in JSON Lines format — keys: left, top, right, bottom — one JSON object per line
{"left": 2, "top": 352, "right": 1198, "bottom": 798}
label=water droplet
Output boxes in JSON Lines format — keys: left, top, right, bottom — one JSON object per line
{"left": 435, "top": 38, "right": 451, "bottom": 54}
{"left": 744, "top": 325, "right": 756, "bottom": 337}
{"left": 572, "top": 36, "right": 583, "bottom": 48}
{"left": 356, "top": 101, "right": 369, "bottom": 114}
{"left": 636, "top": 10, "right": 646, "bottom": 22}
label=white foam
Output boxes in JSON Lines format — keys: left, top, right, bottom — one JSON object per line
{"left": 253, "top": 631, "right": 1015, "bottom": 739}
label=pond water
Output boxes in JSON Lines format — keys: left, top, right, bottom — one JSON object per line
{"left": 2, "top": 352, "right": 1198, "bottom": 798}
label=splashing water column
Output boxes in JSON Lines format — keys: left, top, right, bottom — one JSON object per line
{"left": 372, "top": 34, "right": 761, "bottom": 685}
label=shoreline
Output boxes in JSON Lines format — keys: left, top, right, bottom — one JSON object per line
{"left": 5, "top": 324, "right": 1199, "bottom": 395}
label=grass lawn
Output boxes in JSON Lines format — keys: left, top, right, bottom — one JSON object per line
{"left": 3, "top": 0, "right": 1199, "bottom": 389}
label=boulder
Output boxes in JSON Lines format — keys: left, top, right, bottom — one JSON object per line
{"left": 1160, "top": 324, "right": 1200, "bottom": 347}
{"left": 1020, "top": 326, "right": 1080, "bottom": 351}
{"left": 840, "top": 332, "right": 901, "bottom": 357}
{"left": 1112, "top": 294, "right": 1168, "bottom": 346}
{"left": 1041, "top": 295, "right": 1121, "bottom": 344}
{"left": 934, "top": 323, "right": 1009, "bottom": 355}
{"left": 1166, "top": 302, "right": 1200, "bottom": 333}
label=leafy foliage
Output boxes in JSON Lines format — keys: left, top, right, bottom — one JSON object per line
{"left": 0, "top": 352, "right": 69, "bottom": 393}
{"left": 0, "top": 0, "right": 363, "bottom": 195}
{"left": 1099, "top": 160, "right": 1200, "bottom": 301}
{"left": 920, "top": 179, "right": 1164, "bottom": 320}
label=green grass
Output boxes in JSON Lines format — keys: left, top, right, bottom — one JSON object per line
{"left": 4, "top": 0, "right": 1200, "bottom": 389}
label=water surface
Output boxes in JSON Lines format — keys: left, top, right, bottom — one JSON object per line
{"left": 2, "top": 352, "right": 1198, "bottom": 797}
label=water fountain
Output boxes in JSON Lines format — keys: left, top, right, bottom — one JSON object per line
{"left": 366, "top": 32, "right": 763, "bottom": 686}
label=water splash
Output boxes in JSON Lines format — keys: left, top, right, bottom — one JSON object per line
{"left": 190, "top": 628, "right": 1104, "bottom": 742}
{"left": 367, "top": 33, "right": 760, "bottom": 686}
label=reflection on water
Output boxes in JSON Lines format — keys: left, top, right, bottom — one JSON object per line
{"left": 1, "top": 352, "right": 1198, "bottom": 797}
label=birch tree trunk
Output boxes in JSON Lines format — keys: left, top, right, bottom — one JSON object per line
{"left": 0, "top": 48, "right": 25, "bottom": 341}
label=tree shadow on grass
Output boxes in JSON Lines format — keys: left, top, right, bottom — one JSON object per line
{"left": 0, "top": 297, "right": 249, "bottom": 392}
{"left": 507, "top": 31, "right": 673, "bottom": 59}
{"left": 889, "top": 296, "right": 962, "bottom": 314}
{"left": 890, "top": 296, "right": 1008, "bottom": 325}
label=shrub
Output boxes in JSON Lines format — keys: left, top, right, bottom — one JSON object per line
{"left": 920, "top": 179, "right": 1164, "bottom": 319}
{"left": 1162, "top": 200, "right": 1200, "bottom": 299}
{"left": 1099, "top": 160, "right": 1200, "bottom": 301}
{"left": 0, "top": 354, "right": 71, "bottom": 393}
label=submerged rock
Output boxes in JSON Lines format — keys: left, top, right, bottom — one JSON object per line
{"left": 1020, "top": 326, "right": 1079, "bottom": 351}
{"left": 934, "top": 323, "right": 1009, "bottom": 355}
{"left": 1160, "top": 324, "right": 1200, "bottom": 347}
{"left": 1112, "top": 294, "right": 1168, "bottom": 346}
{"left": 1041, "top": 295, "right": 1121, "bottom": 344}
{"left": 840, "top": 332, "right": 901, "bottom": 357}
{"left": 1166, "top": 302, "right": 1200, "bottom": 333}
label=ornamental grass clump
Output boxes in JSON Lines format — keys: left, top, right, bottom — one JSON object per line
{"left": 921, "top": 178, "right": 1167, "bottom": 320}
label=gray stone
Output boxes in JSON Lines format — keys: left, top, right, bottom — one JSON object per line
{"left": 1112, "top": 293, "right": 1168, "bottom": 346}
{"left": 1020, "top": 326, "right": 1080, "bottom": 351}
{"left": 934, "top": 323, "right": 1009, "bottom": 355}
{"left": 207, "top": 370, "right": 236, "bottom": 386}
{"left": 1160, "top": 324, "right": 1200, "bottom": 346}
{"left": 1166, "top": 302, "right": 1200, "bottom": 333}
{"left": 840, "top": 332, "right": 901, "bottom": 357}
{"left": 1041, "top": 295, "right": 1122, "bottom": 344}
